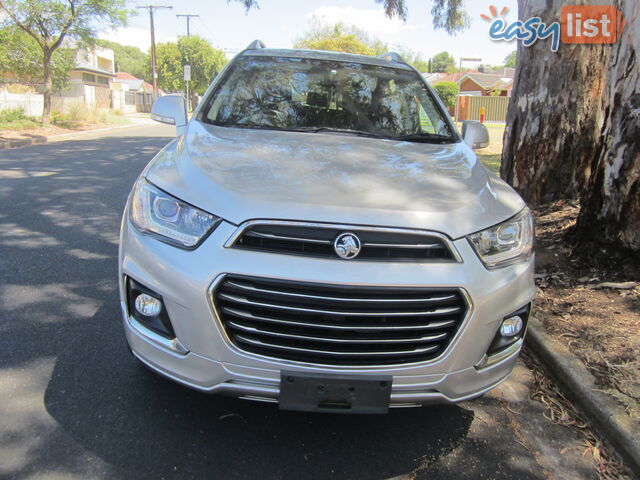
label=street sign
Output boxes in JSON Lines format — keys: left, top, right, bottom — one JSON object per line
{"left": 184, "top": 65, "right": 191, "bottom": 81}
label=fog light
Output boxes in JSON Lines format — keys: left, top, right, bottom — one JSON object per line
{"left": 500, "top": 315, "right": 523, "bottom": 337}
{"left": 134, "top": 294, "right": 162, "bottom": 317}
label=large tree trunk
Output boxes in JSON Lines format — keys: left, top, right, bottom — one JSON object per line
{"left": 576, "top": 0, "right": 640, "bottom": 250}
{"left": 41, "top": 50, "right": 52, "bottom": 126}
{"left": 501, "top": 0, "right": 610, "bottom": 205}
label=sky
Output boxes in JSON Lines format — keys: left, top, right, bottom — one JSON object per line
{"left": 98, "top": 0, "right": 519, "bottom": 67}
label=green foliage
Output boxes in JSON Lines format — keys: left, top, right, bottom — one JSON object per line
{"left": 155, "top": 36, "right": 227, "bottom": 95}
{"left": 431, "top": 51, "right": 456, "bottom": 73}
{"left": 504, "top": 50, "right": 517, "bottom": 68}
{"left": 297, "top": 34, "right": 375, "bottom": 56}
{"left": 228, "top": 0, "right": 259, "bottom": 10}
{"left": 97, "top": 39, "right": 149, "bottom": 81}
{"left": 0, "top": 107, "right": 30, "bottom": 122}
{"left": 294, "top": 20, "right": 387, "bottom": 56}
{"left": 0, "top": 0, "right": 130, "bottom": 49}
{"left": 392, "top": 46, "right": 429, "bottom": 72}
{"left": 375, "top": 0, "right": 408, "bottom": 21}
{"left": 0, "top": 26, "right": 74, "bottom": 90}
{"left": 0, "top": 107, "right": 38, "bottom": 129}
{"left": 294, "top": 19, "right": 433, "bottom": 73}
{"left": 430, "top": 0, "right": 469, "bottom": 34}
{"left": 374, "top": 0, "right": 469, "bottom": 35}
{"left": 479, "top": 154, "right": 501, "bottom": 174}
{"left": 433, "top": 81, "right": 459, "bottom": 108}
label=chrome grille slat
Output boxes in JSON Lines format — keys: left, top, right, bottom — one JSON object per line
{"left": 218, "top": 292, "right": 462, "bottom": 317}
{"left": 214, "top": 275, "right": 468, "bottom": 366}
{"left": 234, "top": 335, "right": 441, "bottom": 357}
{"left": 245, "top": 231, "right": 331, "bottom": 245}
{"left": 227, "top": 321, "right": 449, "bottom": 344}
{"left": 222, "top": 307, "right": 458, "bottom": 331}
{"left": 225, "top": 280, "right": 457, "bottom": 304}
{"left": 363, "top": 242, "right": 441, "bottom": 249}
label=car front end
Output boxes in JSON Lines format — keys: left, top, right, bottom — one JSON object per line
{"left": 119, "top": 44, "right": 535, "bottom": 413}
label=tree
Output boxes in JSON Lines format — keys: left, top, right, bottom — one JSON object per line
{"left": 432, "top": 81, "right": 458, "bottom": 108}
{"left": 294, "top": 19, "right": 387, "bottom": 56}
{"left": 0, "top": 26, "right": 74, "bottom": 91}
{"left": 500, "top": 0, "right": 639, "bottom": 250}
{"left": 294, "top": 19, "right": 429, "bottom": 72}
{"left": 155, "top": 36, "right": 226, "bottom": 106}
{"left": 97, "top": 39, "right": 150, "bottom": 82}
{"left": 503, "top": 50, "right": 517, "bottom": 68}
{"left": 430, "top": 51, "right": 455, "bottom": 73}
{"left": 393, "top": 47, "right": 429, "bottom": 72}
{"left": 0, "top": 0, "right": 128, "bottom": 125}
{"left": 570, "top": 1, "right": 639, "bottom": 249}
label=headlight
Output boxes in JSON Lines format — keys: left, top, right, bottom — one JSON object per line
{"left": 467, "top": 208, "right": 534, "bottom": 269}
{"left": 129, "top": 178, "right": 220, "bottom": 248}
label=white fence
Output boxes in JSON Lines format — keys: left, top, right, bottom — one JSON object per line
{"left": 0, "top": 90, "right": 86, "bottom": 117}
{"left": 1, "top": 91, "right": 43, "bottom": 116}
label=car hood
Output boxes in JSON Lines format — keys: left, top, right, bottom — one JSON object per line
{"left": 146, "top": 120, "right": 525, "bottom": 239}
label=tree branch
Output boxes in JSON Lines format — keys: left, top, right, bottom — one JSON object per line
{"left": 0, "top": 0, "right": 45, "bottom": 48}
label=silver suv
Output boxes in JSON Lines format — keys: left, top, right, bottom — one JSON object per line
{"left": 119, "top": 41, "right": 534, "bottom": 413}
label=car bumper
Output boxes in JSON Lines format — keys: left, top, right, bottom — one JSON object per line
{"left": 119, "top": 215, "right": 535, "bottom": 407}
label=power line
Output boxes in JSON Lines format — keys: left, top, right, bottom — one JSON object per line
{"left": 176, "top": 14, "right": 199, "bottom": 37}
{"left": 137, "top": 4, "right": 173, "bottom": 100}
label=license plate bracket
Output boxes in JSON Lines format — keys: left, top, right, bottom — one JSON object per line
{"left": 279, "top": 371, "right": 392, "bottom": 414}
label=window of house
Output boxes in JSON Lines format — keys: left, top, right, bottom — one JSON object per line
{"left": 82, "top": 73, "right": 96, "bottom": 83}
{"left": 97, "top": 76, "right": 109, "bottom": 86}
{"left": 125, "top": 92, "right": 136, "bottom": 105}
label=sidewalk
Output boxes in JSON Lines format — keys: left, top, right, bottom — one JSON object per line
{"left": 0, "top": 114, "right": 157, "bottom": 150}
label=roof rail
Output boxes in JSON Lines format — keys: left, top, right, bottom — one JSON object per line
{"left": 246, "top": 40, "right": 266, "bottom": 50}
{"left": 378, "top": 52, "right": 407, "bottom": 65}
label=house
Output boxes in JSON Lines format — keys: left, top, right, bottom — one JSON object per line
{"left": 424, "top": 69, "right": 514, "bottom": 97}
{"left": 61, "top": 47, "right": 116, "bottom": 108}
{"left": 458, "top": 72, "right": 513, "bottom": 96}
{"left": 112, "top": 72, "right": 155, "bottom": 113}
{"left": 422, "top": 72, "right": 446, "bottom": 84}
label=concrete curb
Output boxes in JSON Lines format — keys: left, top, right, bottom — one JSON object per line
{"left": 0, "top": 121, "right": 152, "bottom": 150}
{"left": 0, "top": 135, "right": 47, "bottom": 149}
{"left": 527, "top": 317, "right": 640, "bottom": 475}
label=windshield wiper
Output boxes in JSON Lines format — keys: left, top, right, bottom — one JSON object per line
{"left": 392, "top": 133, "right": 456, "bottom": 144}
{"left": 293, "top": 127, "right": 381, "bottom": 138}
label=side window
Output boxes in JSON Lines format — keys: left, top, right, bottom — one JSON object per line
{"left": 418, "top": 103, "right": 436, "bottom": 134}
{"left": 420, "top": 93, "right": 452, "bottom": 136}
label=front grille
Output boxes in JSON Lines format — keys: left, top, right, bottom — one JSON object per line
{"left": 213, "top": 275, "right": 468, "bottom": 366}
{"left": 231, "top": 223, "right": 456, "bottom": 262}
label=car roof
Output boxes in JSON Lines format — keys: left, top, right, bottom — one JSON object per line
{"left": 238, "top": 48, "right": 414, "bottom": 71}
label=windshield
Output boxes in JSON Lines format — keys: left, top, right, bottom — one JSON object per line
{"left": 202, "top": 56, "right": 455, "bottom": 141}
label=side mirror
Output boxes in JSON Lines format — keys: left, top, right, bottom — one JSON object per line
{"left": 462, "top": 120, "right": 490, "bottom": 150}
{"left": 151, "top": 95, "right": 188, "bottom": 136}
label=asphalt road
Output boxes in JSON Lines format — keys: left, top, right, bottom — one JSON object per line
{"left": 0, "top": 124, "right": 583, "bottom": 479}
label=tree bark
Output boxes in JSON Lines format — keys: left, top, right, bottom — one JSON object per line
{"left": 41, "top": 49, "right": 53, "bottom": 126}
{"left": 576, "top": 0, "right": 640, "bottom": 250}
{"left": 501, "top": 0, "right": 610, "bottom": 205}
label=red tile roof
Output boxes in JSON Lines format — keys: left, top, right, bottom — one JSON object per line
{"left": 115, "top": 72, "right": 139, "bottom": 80}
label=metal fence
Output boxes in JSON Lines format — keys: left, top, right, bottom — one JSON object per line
{"left": 457, "top": 96, "right": 510, "bottom": 122}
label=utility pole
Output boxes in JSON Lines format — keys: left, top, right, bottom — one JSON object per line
{"left": 137, "top": 5, "right": 173, "bottom": 101}
{"left": 176, "top": 14, "right": 199, "bottom": 37}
